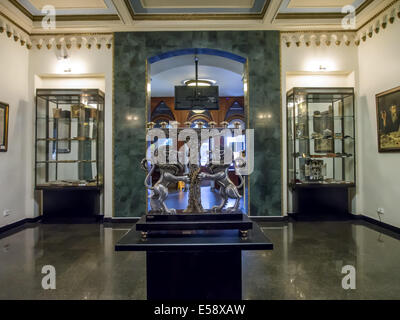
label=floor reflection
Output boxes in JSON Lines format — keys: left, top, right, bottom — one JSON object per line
{"left": 0, "top": 220, "right": 399, "bottom": 299}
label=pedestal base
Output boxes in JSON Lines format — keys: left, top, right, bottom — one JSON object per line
{"left": 147, "top": 250, "right": 241, "bottom": 300}
{"left": 115, "top": 224, "right": 273, "bottom": 301}
{"left": 292, "top": 185, "right": 351, "bottom": 220}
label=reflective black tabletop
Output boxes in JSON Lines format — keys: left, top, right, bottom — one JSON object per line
{"left": 115, "top": 223, "right": 273, "bottom": 252}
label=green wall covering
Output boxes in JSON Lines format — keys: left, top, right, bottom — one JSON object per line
{"left": 113, "top": 31, "right": 281, "bottom": 217}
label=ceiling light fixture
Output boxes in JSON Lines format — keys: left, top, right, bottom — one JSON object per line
{"left": 183, "top": 79, "right": 216, "bottom": 87}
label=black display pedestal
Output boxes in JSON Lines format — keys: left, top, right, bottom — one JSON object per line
{"left": 41, "top": 188, "right": 101, "bottom": 223}
{"left": 116, "top": 224, "right": 273, "bottom": 300}
{"left": 292, "top": 185, "right": 352, "bottom": 220}
{"left": 147, "top": 250, "right": 241, "bottom": 300}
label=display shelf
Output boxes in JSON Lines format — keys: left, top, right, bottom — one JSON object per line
{"left": 293, "top": 153, "right": 353, "bottom": 158}
{"left": 289, "top": 137, "right": 354, "bottom": 141}
{"left": 37, "top": 138, "right": 97, "bottom": 141}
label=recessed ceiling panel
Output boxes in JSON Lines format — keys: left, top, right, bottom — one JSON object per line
{"left": 30, "top": 0, "right": 108, "bottom": 10}
{"left": 287, "top": 0, "right": 354, "bottom": 8}
{"left": 130, "top": 0, "right": 267, "bottom": 14}
{"left": 15, "top": 0, "right": 117, "bottom": 15}
{"left": 279, "top": 0, "right": 367, "bottom": 13}
{"left": 141, "top": 0, "right": 255, "bottom": 9}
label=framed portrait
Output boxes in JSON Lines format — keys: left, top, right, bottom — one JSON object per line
{"left": 0, "top": 102, "right": 9, "bottom": 152}
{"left": 376, "top": 86, "right": 400, "bottom": 152}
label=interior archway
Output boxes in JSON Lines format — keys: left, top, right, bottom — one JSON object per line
{"left": 146, "top": 48, "right": 248, "bottom": 212}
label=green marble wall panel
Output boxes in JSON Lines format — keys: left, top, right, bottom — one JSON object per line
{"left": 114, "top": 31, "right": 281, "bottom": 217}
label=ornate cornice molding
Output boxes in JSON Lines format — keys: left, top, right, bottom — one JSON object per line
{"left": 356, "top": 0, "right": 399, "bottom": 45}
{"left": 0, "top": 12, "right": 31, "bottom": 49}
{"left": 30, "top": 34, "right": 113, "bottom": 50}
{"left": 281, "top": 31, "right": 357, "bottom": 48}
{"left": 1, "top": 10, "right": 114, "bottom": 50}
{"left": 0, "top": 12, "right": 113, "bottom": 51}
{"left": 281, "top": 0, "right": 400, "bottom": 48}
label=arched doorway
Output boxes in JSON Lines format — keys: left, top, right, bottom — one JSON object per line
{"left": 145, "top": 48, "right": 249, "bottom": 213}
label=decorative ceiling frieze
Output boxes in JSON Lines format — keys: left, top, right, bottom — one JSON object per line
{"left": 281, "top": 0, "right": 399, "bottom": 48}
{"left": 0, "top": 0, "right": 396, "bottom": 33}
{"left": 281, "top": 31, "right": 357, "bottom": 47}
{"left": 356, "top": 0, "right": 399, "bottom": 44}
{"left": 30, "top": 34, "right": 113, "bottom": 50}
{"left": 0, "top": 12, "right": 31, "bottom": 48}
{"left": 0, "top": 13, "right": 113, "bottom": 50}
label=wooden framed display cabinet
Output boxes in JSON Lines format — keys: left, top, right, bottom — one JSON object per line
{"left": 286, "top": 87, "right": 356, "bottom": 219}
{"left": 35, "top": 89, "right": 105, "bottom": 221}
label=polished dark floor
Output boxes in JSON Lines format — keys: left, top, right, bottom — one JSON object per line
{"left": 0, "top": 220, "right": 400, "bottom": 300}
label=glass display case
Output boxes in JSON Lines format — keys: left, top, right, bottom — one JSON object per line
{"left": 287, "top": 87, "right": 355, "bottom": 189}
{"left": 35, "top": 89, "right": 104, "bottom": 189}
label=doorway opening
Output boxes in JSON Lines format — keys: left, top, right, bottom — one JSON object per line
{"left": 146, "top": 48, "right": 249, "bottom": 213}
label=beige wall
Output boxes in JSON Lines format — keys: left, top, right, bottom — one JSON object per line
{"left": 281, "top": 43, "right": 359, "bottom": 214}
{"left": 0, "top": 36, "right": 30, "bottom": 228}
{"left": 356, "top": 20, "right": 400, "bottom": 228}
{"left": 29, "top": 47, "right": 113, "bottom": 217}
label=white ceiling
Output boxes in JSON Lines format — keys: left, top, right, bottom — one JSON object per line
{"left": 0, "top": 0, "right": 390, "bottom": 33}
{"left": 150, "top": 54, "right": 244, "bottom": 97}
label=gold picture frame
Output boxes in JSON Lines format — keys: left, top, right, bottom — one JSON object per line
{"left": 376, "top": 86, "right": 400, "bottom": 152}
{"left": 0, "top": 102, "right": 9, "bottom": 152}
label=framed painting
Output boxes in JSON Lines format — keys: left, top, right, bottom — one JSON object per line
{"left": 0, "top": 102, "right": 9, "bottom": 152}
{"left": 376, "top": 86, "right": 400, "bottom": 152}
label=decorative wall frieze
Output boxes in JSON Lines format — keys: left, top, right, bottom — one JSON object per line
{"left": 281, "top": 0, "right": 400, "bottom": 48}
{"left": 0, "top": 15, "right": 31, "bottom": 49}
{"left": 356, "top": 0, "right": 400, "bottom": 45}
{"left": 30, "top": 34, "right": 113, "bottom": 51}
{"left": 0, "top": 15, "right": 113, "bottom": 51}
{"left": 281, "top": 31, "right": 357, "bottom": 48}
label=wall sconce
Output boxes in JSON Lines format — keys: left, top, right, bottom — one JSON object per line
{"left": 127, "top": 114, "right": 138, "bottom": 121}
{"left": 57, "top": 48, "right": 72, "bottom": 73}
{"left": 258, "top": 113, "right": 272, "bottom": 119}
{"left": 62, "top": 56, "right": 71, "bottom": 73}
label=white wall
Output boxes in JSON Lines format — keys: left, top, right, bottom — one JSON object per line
{"left": 29, "top": 47, "right": 113, "bottom": 217}
{"left": 0, "top": 35, "right": 30, "bottom": 228}
{"left": 281, "top": 43, "right": 359, "bottom": 215}
{"left": 356, "top": 20, "right": 400, "bottom": 228}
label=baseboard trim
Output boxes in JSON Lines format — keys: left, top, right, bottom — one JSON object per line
{"left": 0, "top": 216, "right": 42, "bottom": 235}
{"left": 4, "top": 214, "right": 398, "bottom": 238}
{"left": 250, "top": 216, "right": 288, "bottom": 222}
{"left": 103, "top": 217, "right": 141, "bottom": 223}
{"left": 353, "top": 214, "right": 400, "bottom": 235}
